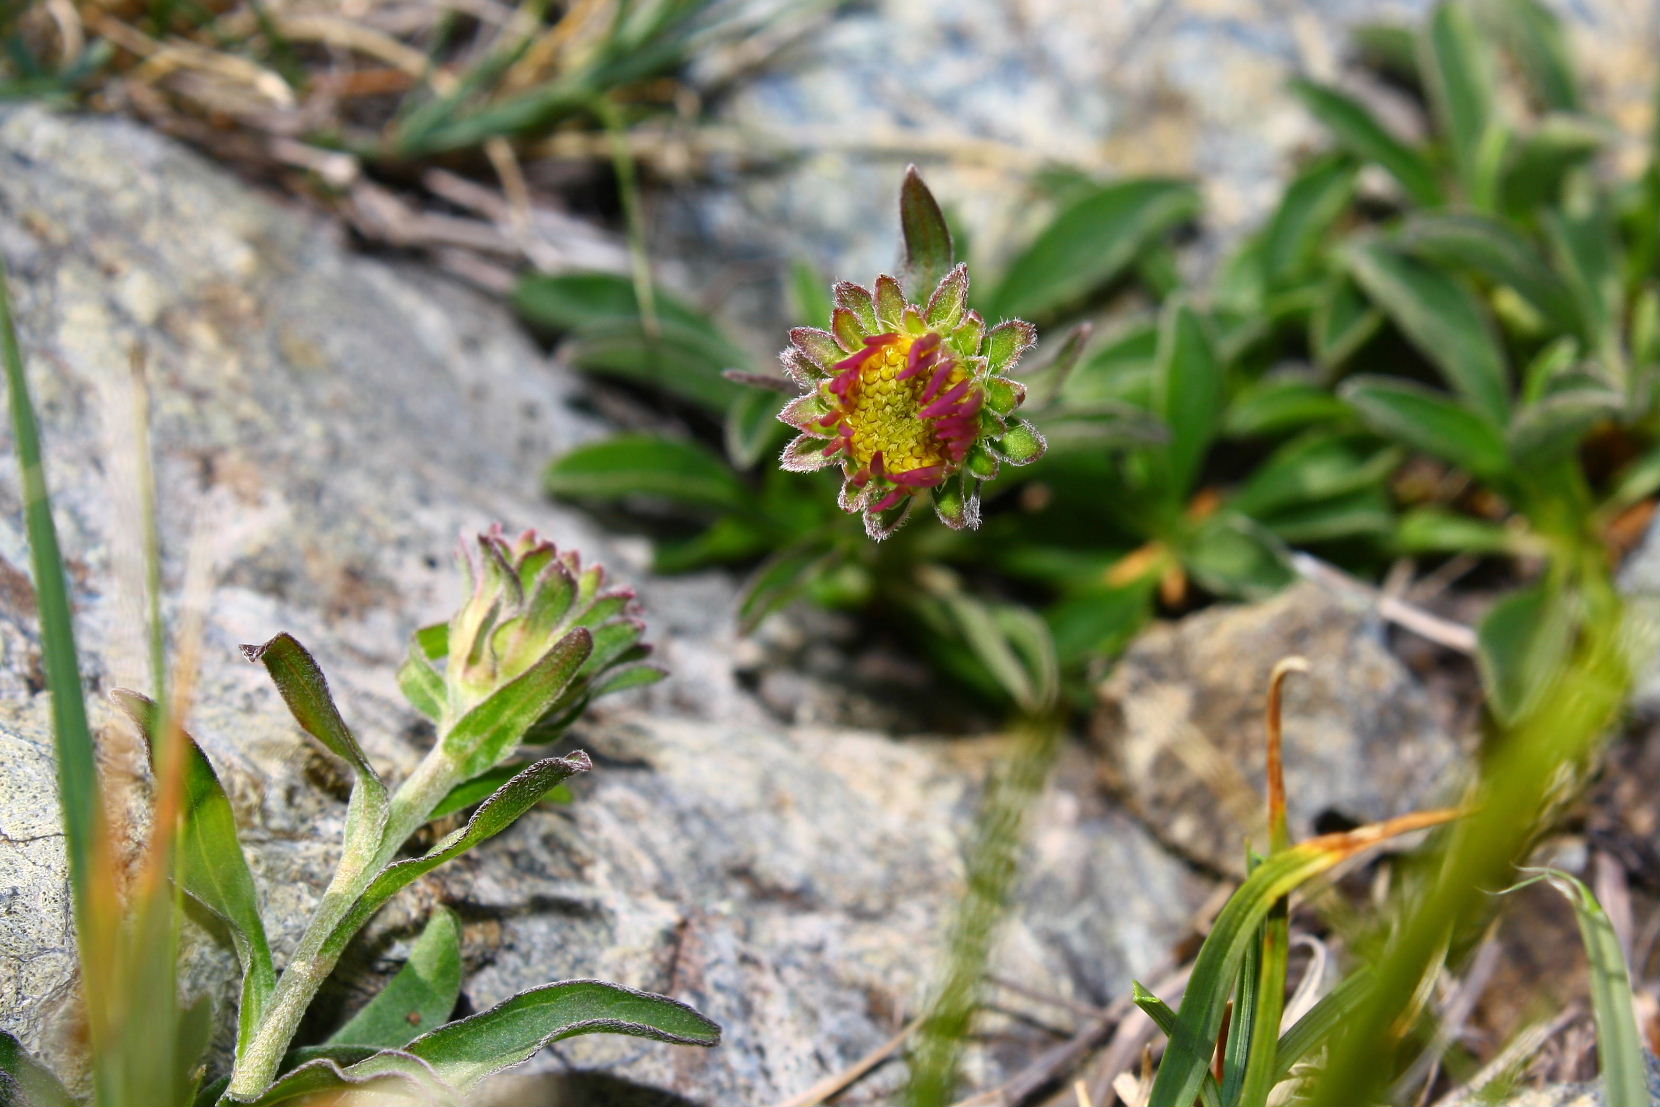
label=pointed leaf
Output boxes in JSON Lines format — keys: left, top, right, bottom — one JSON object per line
{"left": 240, "top": 634, "right": 387, "bottom": 840}
{"left": 349, "top": 980, "right": 719, "bottom": 1092}
{"left": 329, "top": 908, "right": 463, "bottom": 1050}
{"left": 109, "top": 691, "right": 276, "bottom": 1052}
{"left": 1340, "top": 376, "right": 1509, "bottom": 480}
{"left": 1508, "top": 386, "right": 1624, "bottom": 463}
{"left": 1500, "top": 113, "right": 1607, "bottom": 213}
{"left": 398, "top": 638, "right": 445, "bottom": 722}
{"left": 1261, "top": 154, "right": 1359, "bottom": 287}
{"left": 1476, "top": 581, "right": 1574, "bottom": 724}
{"left": 1154, "top": 299, "right": 1223, "bottom": 500}
{"left": 1345, "top": 242, "right": 1510, "bottom": 424}
{"left": 1289, "top": 78, "right": 1443, "bottom": 207}
{"left": 0, "top": 1030, "right": 73, "bottom": 1107}
{"left": 1486, "top": 0, "right": 1580, "bottom": 112}
{"left": 443, "top": 632, "right": 593, "bottom": 777}
{"left": 544, "top": 435, "right": 748, "bottom": 513}
{"left": 1312, "top": 272, "right": 1383, "bottom": 371}
{"left": 1422, "top": 0, "right": 1498, "bottom": 202}
{"left": 991, "top": 179, "right": 1200, "bottom": 320}
{"left": 1399, "top": 212, "right": 1575, "bottom": 334}
{"left": 900, "top": 166, "right": 954, "bottom": 297}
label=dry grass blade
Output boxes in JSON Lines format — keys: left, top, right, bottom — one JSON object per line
{"left": 775, "top": 1016, "right": 922, "bottom": 1107}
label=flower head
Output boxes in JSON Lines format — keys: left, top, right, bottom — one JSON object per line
{"left": 777, "top": 264, "right": 1047, "bottom": 539}
{"left": 407, "top": 526, "right": 662, "bottom": 768}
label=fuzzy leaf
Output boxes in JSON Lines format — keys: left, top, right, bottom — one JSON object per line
{"left": 0, "top": 1030, "right": 73, "bottom": 1107}
{"left": 1312, "top": 272, "right": 1384, "bottom": 370}
{"left": 231, "top": 1054, "right": 452, "bottom": 1107}
{"left": 398, "top": 638, "right": 445, "bottom": 721}
{"left": 1154, "top": 300, "right": 1223, "bottom": 500}
{"left": 1261, "top": 154, "right": 1359, "bottom": 287}
{"left": 242, "top": 635, "right": 380, "bottom": 789}
{"left": 1422, "top": 0, "right": 1498, "bottom": 202}
{"left": 991, "top": 179, "right": 1200, "bottom": 319}
{"left": 544, "top": 435, "right": 748, "bottom": 513}
{"left": 1476, "top": 581, "right": 1573, "bottom": 723}
{"left": 833, "top": 282, "right": 879, "bottom": 335}
{"left": 1399, "top": 212, "right": 1575, "bottom": 335}
{"left": 109, "top": 691, "right": 276, "bottom": 1053}
{"left": 443, "top": 632, "right": 592, "bottom": 778}
{"left": 329, "top": 908, "right": 463, "bottom": 1050}
{"left": 924, "top": 263, "right": 970, "bottom": 331}
{"left": 1508, "top": 386, "right": 1623, "bottom": 463}
{"left": 1340, "top": 376, "right": 1509, "bottom": 480}
{"left": 1345, "top": 242, "right": 1510, "bottom": 424}
{"left": 1289, "top": 78, "right": 1443, "bottom": 206}
{"left": 350, "top": 980, "right": 719, "bottom": 1092}
{"left": 900, "top": 166, "right": 955, "bottom": 297}
{"left": 1500, "top": 114, "right": 1606, "bottom": 213}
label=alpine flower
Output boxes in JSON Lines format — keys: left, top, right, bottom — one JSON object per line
{"left": 775, "top": 172, "right": 1047, "bottom": 540}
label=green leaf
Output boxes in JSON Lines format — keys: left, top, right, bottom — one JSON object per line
{"left": 0, "top": 1030, "right": 73, "bottom": 1107}
{"left": 325, "top": 755, "right": 592, "bottom": 960}
{"left": 1352, "top": 22, "right": 1422, "bottom": 89}
{"left": 991, "top": 179, "right": 1200, "bottom": 320}
{"left": 1505, "top": 870, "right": 1646, "bottom": 1107}
{"left": 1399, "top": 212, "right": 1574, "bottom": 335}
{"left": 1289, "top": 79, "right": 1443, "bottom": 207}
{"left": 1345, "top": 242, "right": 1510, "bottom": 424}
{"left": 1340, "top": 376, "right": 1509, "bottom": 480}
{"left": 1422, "top": 0, "right": 1499, "bottom": 203}
{"left": 1224, "top": 371, "right": 1352, "bottom": 438}
{"left": 1154, "top": 300, "right": 1224, "bottom": 501}
{"left": 1312, "top": 273, "right": 1384, "bottom": 372}
{"left": 1060, "top": 318, "right": 1158, "bottom": 408}
{"left": 1261, "top": 155, "right": 1359, "bottom": 287}
{"left": 1045, "top": 583, "right": 1155, "bottom": 668}
{"left": 544, "top": 435, "right": 750, "bottom": 514}
{"left": 1544, "top": 180, "right": 1623, "bottom": 372}
{"left": 1484, "top": 0, "right": 1580, "bottom": 112}
{"left": 1475, "top": 581, "right": 1574, "bottom": 723}
{"left": 724, "top": 386, "right": 786, "bottom": 470}
{"left": 788, "top": 259, "right": 832, "bottom": 325}
{"left": 900, "top": 165, "right": 954, "bottom": 297}
{"left": 1395, "top": 507, "right": 1519, "bottom": 555}
{"left": 737, "top": 543, "right": 840, "bottom": 634}
{"left": 0, "top": 253, "right": 99, "bottom": 987}
{"left": 398, "top": 636, "right": 445, "bottom": 722}
{"left": 350, "top": 980, "right": 719, "bottom": 1092}
{"left": 1508, "top": 386, "right": 1624, "bottom": 463}
{"left": 1232, "top": 433, "right": 1398, "bottom": 519}
{"left": 1499, "top": 114, "right": 1607, "bottom": 214}
{"left": 431, "top": 763, "right": 574, "bottom": 821}
{"left": 109, "top": 690, "right": 276, "bottom": 1054}
{"left": 329, "top": 908, "right": 463, "bottom": 1050}
{"left": 564, "top": 316, "right": 745, "bottom": 411}
{"left": 1272, "top": 969, "right": 1373, "bottom": 1082}
{"left": 241, "top": 634, "right": 388, "bottom": 859}
{"left": 443, "top": 631, "right": 592, "bottom": 779}
{"left": 1131, "top": 984, "right": 1223, "bottom": 1107}
{"left": 1183, "top": 516, "right": 1294, "bottom": 600}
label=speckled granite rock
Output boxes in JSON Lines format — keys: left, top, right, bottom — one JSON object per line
{"left": 1092, "top": 580, "right": 1463, "bottom": 874}
{"left": 0, "top": 105, "right": 1209, "bottom": 1105}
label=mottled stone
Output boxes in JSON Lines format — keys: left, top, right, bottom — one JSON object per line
{"left": 1092, "top": 580, "right": 1463, "bottom": 874}
{"left": 0, "top": 105, "right": 1207, "bottom": 1105}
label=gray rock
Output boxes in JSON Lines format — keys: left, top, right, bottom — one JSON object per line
{"left": 0, "top": 104, "right": 1208, "bottom": 1104}
{"left": 1091, "top": 580, "right": 1463, "bottom": 874}
{"left": 1618, "top": 515, "right": 1660, "bottom": 713}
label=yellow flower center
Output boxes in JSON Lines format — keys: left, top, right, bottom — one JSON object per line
{"left": 825, "top": 334, "right": 968, "bottom": 473}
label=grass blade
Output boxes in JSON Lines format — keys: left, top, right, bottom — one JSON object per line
{"left": 0, "top": 231, "right": 101, "bottom": 963}
{"left": 1505, "top": 870, "right": 1646, "bottom": 1107}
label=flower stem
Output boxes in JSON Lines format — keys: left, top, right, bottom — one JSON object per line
{"left": 225, "top": 748, "right": 460, "bottom": 1099}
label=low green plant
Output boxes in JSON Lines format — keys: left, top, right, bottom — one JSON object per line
{"left": 0, "top": 255, "right": 717, "bottom": 1106}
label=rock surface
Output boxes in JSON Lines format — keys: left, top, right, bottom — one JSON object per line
{"left": 1092, "top": 581, "right": 1463, "bottom": 874}
{"left": 0, "top": 104, "right": 1211, "bottom": 1104}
